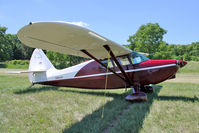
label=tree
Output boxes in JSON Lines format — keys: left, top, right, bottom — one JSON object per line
{"left": 0, "top": 26, "right": 13, "bottom": 61}
{"left": 12, "top": 35, "right": 23, "bottom": 60}
{"left": 153, "top": 41, "right": 171, "bottom": 59}
{"left": 127, "top": 23, "right": 167, "bottom": 58}
{"left": 20, "top": 44, "right": 34, "bottom": 59}
{"left": 46, "top": 51, "right": 87, "bottom": 69}
{"left": 183, "top": 53, "right": 191, "bottom": 61}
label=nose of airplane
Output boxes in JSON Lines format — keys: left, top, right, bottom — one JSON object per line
{"left": 177, "top": 60, "right": 187, "bottom": 68}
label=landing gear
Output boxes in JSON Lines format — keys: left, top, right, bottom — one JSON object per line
{"left": 140, "top": 85, "right": 154, "bottom": 93}
{"left": 125, "top": 84, "right": 147, "bottom": 101}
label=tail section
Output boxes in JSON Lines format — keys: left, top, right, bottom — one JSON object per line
{"left": 29, "top": 48, "right": 55, "bottom": 83}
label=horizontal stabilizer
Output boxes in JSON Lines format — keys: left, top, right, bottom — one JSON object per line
{"left": 6, "top": 70, "right": 46, "bottom": 74}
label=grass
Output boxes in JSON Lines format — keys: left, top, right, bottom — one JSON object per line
{"left": 178, "top": 61, "right": 199, "bottom": 73}
{"left": 0, "top": 74, "right": 129, "bottom": 133}
{"left": 0, "top": 61, "right": 199, "bottom": 133}
{"left": 139, "top": 83, "right": 199, "bottom": 133}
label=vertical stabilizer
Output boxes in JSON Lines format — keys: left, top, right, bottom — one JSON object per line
{"left": 29, "top": 48, "right": 55, "bottom": 83}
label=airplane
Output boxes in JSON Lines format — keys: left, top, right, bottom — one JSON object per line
{"left": 17, "top": 22, "right": 187, "bottom": 101}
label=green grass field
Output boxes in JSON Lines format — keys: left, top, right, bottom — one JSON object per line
{"left": 178, "top": 61, "right": 199, "bottom": 73}
{"left": 0, "top": 62, "right": 199, "bottom": 133}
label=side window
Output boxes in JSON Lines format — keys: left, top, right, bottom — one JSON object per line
{"left": 100, "top": 59, "right": 114, "bottom": 69}
{"left": 118, "top": 56, "right": 130, "bottom": 66}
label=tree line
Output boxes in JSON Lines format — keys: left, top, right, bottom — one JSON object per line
{"left": 0, "top": 23, "right": 198, "bottom": 68}
{"left": 0, "top": 26, "right": 34, "bottom": 61}
{"left": 127, "top": 23, "right": 199, "bottom": 61}
{"left": 0, "top": 26, "right": 87, "bottom": 68}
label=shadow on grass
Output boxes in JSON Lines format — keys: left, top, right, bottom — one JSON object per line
{"left": 14, "top": 85, "right": 162, "bottom": 132}
{"left": 14, "top": 85, "right": 125, "bottom": 97}
{"left": 14, "top": 86, "right": 59, "bottom": 94}
{"left": 157, "top": 95, "right": 199, "bottom": 102}
{"left": 14, "top": 85, "right": 197, "bottom": 103}
{"left": 14, "top": 85, "right": 197, "bottom": 132}
{"left": 62, "top": 85, "right": 163, "bottom": 133}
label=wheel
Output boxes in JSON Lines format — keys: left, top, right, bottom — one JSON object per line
{"left": 125, "top": 92, "right": 147, "bottom": 101}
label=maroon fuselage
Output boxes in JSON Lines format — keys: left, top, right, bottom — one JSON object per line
{"left": 40, "top": 59, "right": 187, "bottom": 89}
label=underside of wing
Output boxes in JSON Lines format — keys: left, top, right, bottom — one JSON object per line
{"left": 17, "top": 22, "right": 132, "bottom": 59}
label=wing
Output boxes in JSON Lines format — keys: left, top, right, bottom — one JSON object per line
{"left": 17, "top": 22, "right": 132, "bottom": 59}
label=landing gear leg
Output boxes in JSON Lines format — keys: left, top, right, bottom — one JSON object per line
{"left": 141, "top": 85, "right": 154, "bottom": 93}
{"left": 131, "top": 86, "right": 135, "bottom": 93}
{"left": 125, "top": 84, "right": 147, "bottom": 101}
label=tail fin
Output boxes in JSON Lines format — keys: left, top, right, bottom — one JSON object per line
{"left": 29, "top": 48, "right": 55, "bottom": 83}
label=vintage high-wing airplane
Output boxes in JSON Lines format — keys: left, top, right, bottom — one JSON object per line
{"left": 17, "top": 22, "right": 187, "bottom": 101}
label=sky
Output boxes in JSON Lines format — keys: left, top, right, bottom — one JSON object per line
{"left": 0, "top": 0, "right": 198, "bottom": 45}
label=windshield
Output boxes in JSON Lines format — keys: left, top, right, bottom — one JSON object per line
{"left": 130, "top": 52, "right": 150, "bottom": 64}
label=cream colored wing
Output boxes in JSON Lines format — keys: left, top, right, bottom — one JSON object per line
{"left": 17, "top": 22, "right": 132, "bottom": 59}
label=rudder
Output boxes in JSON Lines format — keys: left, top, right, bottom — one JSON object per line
{"left": 29, "top": 48, "right": 55, "bottom": 83}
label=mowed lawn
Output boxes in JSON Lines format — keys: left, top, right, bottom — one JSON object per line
{"left": 0, "top": 62, "right": 199, "bottom": 133}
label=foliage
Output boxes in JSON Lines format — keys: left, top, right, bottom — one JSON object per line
{"left": 0, "top": 26, "right": 12, "bottom": 61}
{"left": 0, "top": 60, "right": 29, "bottom": 69}
{"left": 46, "top": 51, "right": 87, "bottom": 69}
{"left": 6, "top": 60, "right": 29, "bottom": 65}
{"left": 0, "top": 26, "right": 33, "bottom": 61}
{"left": 127, "top": 23, "right": 167, "bottom": 58}
{"left": 128, "top": 23, "right": 199, "bottom": 61}
{"left": 0, "top": 25, "right": 87, "bottom": 68}
{"left": 167, "top": 42, "right": 199, "bottom": 61}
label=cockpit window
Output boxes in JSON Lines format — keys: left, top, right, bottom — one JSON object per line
{"left": 130, "top": 52, "right": 149, "bottom": 64}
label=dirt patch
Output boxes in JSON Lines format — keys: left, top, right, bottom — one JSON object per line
{"left": 166, "top": 73, "right": 199, "bottom": 84}
{"left": 0, "top": 68, "right": 28, "bottom": 76}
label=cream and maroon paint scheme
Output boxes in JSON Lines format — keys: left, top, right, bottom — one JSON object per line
{"left": 17, "top": 22, "right": 187, "bottom": 101}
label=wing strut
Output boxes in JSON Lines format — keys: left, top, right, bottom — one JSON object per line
{"left": 103, "top": 45, "right": 132, "bottom": 86}
{"left": 81, "top": 49, "right": 128, "bottom": 84}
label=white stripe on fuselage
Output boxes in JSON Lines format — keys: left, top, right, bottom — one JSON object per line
{"left": 72, "top": 63, "right": 177, "bottom": 79}
{"left": 42, "top": 63, "right": 177, "bottom": 83}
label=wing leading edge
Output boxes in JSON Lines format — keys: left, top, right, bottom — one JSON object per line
{"left": 17, "top": 22, "right": 132, "bottom": 59}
